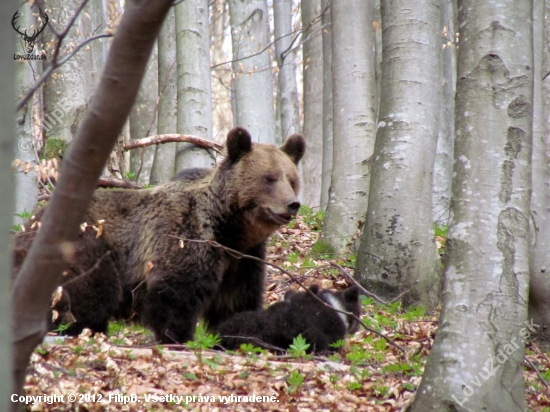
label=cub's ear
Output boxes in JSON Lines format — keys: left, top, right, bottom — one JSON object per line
{"left": 308, "top": 284, "right": 320, "bottom": 294}
{"left": 280, "top": 134, "right": 306, "bottom": 164}
{"left": 283, "top": 289, "right": 297, "bottom": 301}
{"left": 344, "top": 285, "right": 360, "bottom": 303}
{"left": 226, "top": 127, "right": 252, "bottom": 163}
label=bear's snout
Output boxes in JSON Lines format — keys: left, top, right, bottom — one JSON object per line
{"left": 286, "top": 200, "right": 300, "bottom": 216}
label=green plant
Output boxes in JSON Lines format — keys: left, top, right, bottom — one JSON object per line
{"left": 287, "top": 250, "right": 299, "bottom": 264}
{"left": 403, "top": 305, "right": 426, "bottom": 321}
{"left": 347, "top": 381, "right": 362, "bottom": 391}
{"left": 54, "top": 322, "right": 72, "bottom": 334}
{"left": 299, "top": 205, "right": 325, "bottom": 231}
{"left": 287, "top": 370, "right": 305, "bottom": 393}
{"left": 125, "top": 171, "right": 136, "bottom": 180}
{"left": 41, "top": 138, "right": 67, "bottom": 159}
{"left": 239, "top": 343, "right": 265, "bottom": 355}
{"left": 187, "top": 323, "right": 221, "bottom": 351}
{"left": 73, "top": 346, "right": 84, "bottom": 355}
{"left": 288, "top": 334, "right": 310, "bottom": 358}
{"left": 107, "top": 320, "right": 127, "bottom": 337}
{"left": 329, "top": 339, "right": 345, "bottom": 350}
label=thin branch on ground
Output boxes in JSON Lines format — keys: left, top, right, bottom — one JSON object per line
{"left": 123, "top": 134, "right": 223, "bottom": 153}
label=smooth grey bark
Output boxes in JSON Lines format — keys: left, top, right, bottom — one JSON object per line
{"left": 355, "top": 0, "right": 441, "bottom": 307}
{"left": 129, "top": 45, "right": 158, "bottom": 185}
{"left": 228, "top": 0, "right": 276, "bottom": 144}
{"left": 274, "top": 0, "right": 300, "bottom": 138}
{"left": 373, "top": 0, "right": 382, "bottom": 116}
{"left": 529, "top": 0, "right": 550, "bottom": 347}
{"left": 11, "top": 1, "right": 173, "bottom": 404}
{"left": 317, "top": 0, "right": 376, "bottom": 255}
{"left": 175, "top": 0, "right": 215, "bottom": 171}
{"left": 42, "top": 0, "right": 104, "bottom": 143}
{"left": 433, "top": 0, "right": 457, "bottom": 224}
{"left": 150, "top": 7, "right": 177, "bottom": 185}
{"left": 301, "top": 0, "right": 323, "bottom": 207}
{"left": 320, "top": 0, "right": 332, "bottom": 211}
{"left": 2, "top": 0, "right": 16, "bottom": 406}
{"left": 411, "top": 0, "right": 533, "bottom": 410}
{"left": 14, "top": 8, "right": 40, "bottom": 225}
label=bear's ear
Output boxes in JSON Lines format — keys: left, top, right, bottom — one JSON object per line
{"left": 343, "top": 285, "right": 360, "bottom": 303}
{"left": 226, "top": 127, "right": 252, "bottom": 163}
{"left": 280, "top": 134, "right": 306, "bottom": 164}
{"left": 308, "top": 284, "right": 320, "bottom": 294}
{"left": 283, "top": 289, "right": 297, "bottom": 301}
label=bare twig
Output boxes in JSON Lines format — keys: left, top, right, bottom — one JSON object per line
{"left": 123, "top": 134, "right": 223, "bottom": 153}
{"left": 329, "top": 262, "right": 390, "bottom": 306}
{"left": 524, "top": 357, "right": 550, "bottom": 388}
{"left": 167, "top": 235, "right": 408, "bottom": 358}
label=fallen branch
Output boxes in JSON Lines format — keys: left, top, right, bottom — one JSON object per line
{"left": 124, "top": 134, "right": 223, "bottom": 153}
{"left": 167, "top": 235, "right": 408, "bottom": 358}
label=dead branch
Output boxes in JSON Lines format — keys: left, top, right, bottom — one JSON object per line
{"left": 329, "top": 262, "right": 392, "bottom": 306}
{"left": 167, "top": 235, "right": 408, "bottom": 358}
{"left": 123, "top": 134, "right": 223, "bottom": 153}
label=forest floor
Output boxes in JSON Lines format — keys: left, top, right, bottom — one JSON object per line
{"left": 23, "top": 208, "right": 550, "bottom": 411}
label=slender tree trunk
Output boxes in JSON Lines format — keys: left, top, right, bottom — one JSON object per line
{"left": 11, "top": 1, "right": 173, "bottom": 404}
{"left": 228, "top": 0, "right": 276, "bottom": 144}
{"left": 355, "top": 0, "right": 441, "bottom": 307}
{"left": 129, "top": 46, "right": 158, "bottom": 185}
{"left": 274, "top": 0, "right": 300, "bottom": 138}
{"left": 175, "top": 0, "right": 215, "bottom": 170}
{"left": 301, "top": 0, "right": 323, "bottom": 207}
{"left": 412, "top": 0, "right": 533, "bottom": 409}
{"left": 529, "top": 0, "right": 550, "bottom": 347}
{"left": 320, "top": 0, "right": 332, "bottom": 211}
{"left": 433, "top": 0, "right": 457, "bottom": 224}
{"left": 150, "top": 7, "right": 177, "bottom": 185}
{"left": 316, "top": 0, "right": 376, "bottom": 256}
{"left": 2, "top": 0, "right": 16, "bottom": 406}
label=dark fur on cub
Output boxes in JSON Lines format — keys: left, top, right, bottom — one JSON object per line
{"left": 13, "top": 127, "right": 305, "bottom": 343}
{"left": 215, "top": 284, "right": 361, "bottom": 354}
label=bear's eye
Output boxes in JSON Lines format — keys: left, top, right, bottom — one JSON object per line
{"left": 289, "top": 179, "right": 297, "bottom": 188}
{"left": 265, "top": 175, "right": 277, "bottom": 184}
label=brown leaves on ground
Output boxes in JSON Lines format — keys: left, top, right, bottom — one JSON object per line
{"left": 24, "top": 212, "right": 550, "bottom": 411}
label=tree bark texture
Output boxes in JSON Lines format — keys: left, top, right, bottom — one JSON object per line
{"left": 355, "top": 0, "right": 441, "bottom": 307}
{"left": 319, "top": 0, "right": 376, "bottom": 255}
{"left": 412, "top": 0, "right": 533, "bottom": 410}
{"left": 228, "top": 0, "right": 276, "bottom": 145}
{"left": 11, "top": 0, "right": 173, "bottom": 405}
{"left": 175, "top": 0, "right": 215, "bottom": 171}
{"left": 300, "top": 0, "right": 323, "bottom": 207}
{"left": 320, "top": 0, "right": 333, "bottom": 211}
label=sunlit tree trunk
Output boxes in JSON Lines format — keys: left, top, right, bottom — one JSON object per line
{"left": 412, "top": 0, "right": 533, "bottom": 409}
{"left": 433, "top": 0, "right": 457, "bottom": 224}
{"left": 320, "top": 0, "right": 332, "bottom": 211}
{"left": 274, "top": 0, "right": 300, "bottom": 138}
{"left": 301, "top": 0, "right": 323, "bottom": 207}
{"left": 2, "top": 0, "right": 16, "bottom": 405}
{"left": 528, "top": 0, "right": 550, "bottom": 347}
{"left": 317, "top": 0, "right": 376, "bottom": 255}
{"left": 150, "top": 7, "right": 177, "bottom": 184}
{"left": 228, "top": 0, "right": 276, "bottom": 144}
{"left": 355, "top": 0, "right": 441, "bottom": 306}
{"left": 175, "top": 0, "right": 215, "bottom": 170}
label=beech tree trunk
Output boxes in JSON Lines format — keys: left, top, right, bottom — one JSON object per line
{"left": 317, "top": 0, "right": 376, "bottom": 256}
{"left": 320, "top": 0, "right": 333, "bottom": 211}
{"left": 150, "top": 7, "right": 177, "bottom": 185}
{"left": 11, "top": 1, "right": 173, "bottom": 404}
{"left": 2, "top": 0, "right": 16, "bottom": 406}
{"left": 228, "top": 0, "right": 276, "bottom": 144}
{"left": 175, "top": 0, "right": 215, "bottom": 171}
{"left": 412, "top": 0, "right": 533, "bottom": 409}
{"left": 355, "top": 0, "right": 441, "bottom": 307}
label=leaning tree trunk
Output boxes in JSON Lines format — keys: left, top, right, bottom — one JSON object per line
{"left": 11, "top": 1, "right": 174, "bottom": 405}
{"left": 528, "top": 0, "right": 550, "bottom": 348}
{"left": 228, "top": 0, "right": 276, "bottom": 145}
{"left": 2, "top": 0, "right": 16, "bottom": 407}
{"left": 300, "top": 0, "right": 324, "bottom": 207}
{"left": 273, "top": 0, "right": 300, "bottom": 138}
{"left": 150, "top": 7, "right": 177, "bottom": 185}
{"left": 411, "top": 0, "right": 533, "bottom": 410}
{"left": 355, "top": 0, "right": 441, "bottom": 307}
{"left": 316, "top": 0, "right": 376, "bottom": 256}
{"left": 175, "top": 0, "right": 215, "bottom": 171}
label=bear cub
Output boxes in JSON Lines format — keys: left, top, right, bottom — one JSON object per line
{"left": 215, "top": 284, "right": 361, "bottom": 354}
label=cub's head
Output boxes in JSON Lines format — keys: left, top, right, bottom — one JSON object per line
{"left": 221, "top": 127, "right": 306, "bottom": 236}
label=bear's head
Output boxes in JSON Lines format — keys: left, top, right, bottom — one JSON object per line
{"left": 220, "top": 127, "right": 306, "bottom": 241}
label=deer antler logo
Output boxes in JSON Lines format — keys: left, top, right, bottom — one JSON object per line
{"left": 12, "top": 10, "right": 49, "bottom": 54}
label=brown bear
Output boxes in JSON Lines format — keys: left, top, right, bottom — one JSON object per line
{"left": 215, "top": 284, "right": 362, "bottom": 353}
{"left": 13, "top": 127, "right": 305, "bottom": 343}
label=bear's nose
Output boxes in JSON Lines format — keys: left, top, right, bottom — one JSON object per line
{"left": 287, "top": 201, "right": 300, "bottom": 216}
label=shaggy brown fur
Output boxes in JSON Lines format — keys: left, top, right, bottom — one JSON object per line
{"left": 13, "top": 127, "right": 305, "bottom": 343}
{"left": 215, "top": 284, "right": 362, "bottom": 353}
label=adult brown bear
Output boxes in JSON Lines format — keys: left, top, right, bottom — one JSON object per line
{"left": 13, "top": 127, "right": 305, "bottom": 343}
